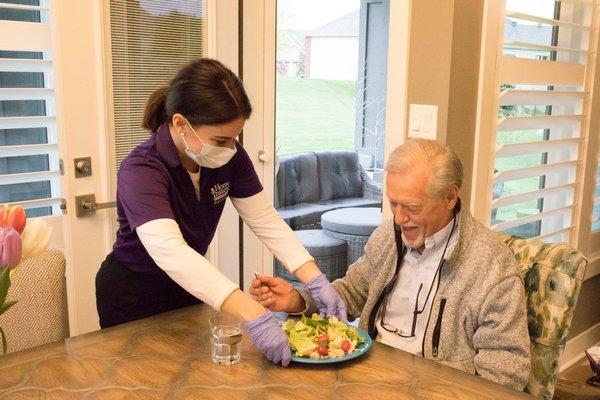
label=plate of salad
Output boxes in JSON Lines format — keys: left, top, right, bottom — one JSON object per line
{"left": 282, "top": 313, "right": 372, "bottom": 364}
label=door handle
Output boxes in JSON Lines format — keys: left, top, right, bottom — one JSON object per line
{"left": 75, "top": 194, "right": 116, "bottom": 217}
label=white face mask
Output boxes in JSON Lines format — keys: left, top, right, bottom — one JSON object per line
{"left": 180, "top": 119, "right": 237, "bottom": 169}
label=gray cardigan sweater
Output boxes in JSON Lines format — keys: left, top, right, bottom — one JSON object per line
{"left": 300, "top": 205, "right": 531, "bottom": 391}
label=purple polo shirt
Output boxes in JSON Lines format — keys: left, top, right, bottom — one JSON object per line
{"left": 112, "top": 122, "right": 263, "bottom": 273}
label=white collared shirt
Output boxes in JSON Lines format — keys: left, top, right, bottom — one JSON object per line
{"left": 376, "top": 218, "right": 458, "bottom": 355}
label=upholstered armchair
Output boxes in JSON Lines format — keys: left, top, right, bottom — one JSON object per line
{"left": 0, "top": 249, "right": 69, "bottom": 353}
{"left": 500, "top": 234, "right": 587, "bottom": 399}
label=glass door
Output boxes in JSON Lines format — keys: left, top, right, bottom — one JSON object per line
{"left": 273, "top": 0, "right": 389, "bottom": 282}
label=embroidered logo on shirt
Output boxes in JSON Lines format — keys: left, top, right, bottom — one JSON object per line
{"left": 210, "top": 182, "right": 230, "bottom": 205}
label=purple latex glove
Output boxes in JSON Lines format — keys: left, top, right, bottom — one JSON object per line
{"left": 245, "top": 310, "right": 291, "bottom": 367}
{"left": 305, "top": 273, "right": 348, "bottom": 322}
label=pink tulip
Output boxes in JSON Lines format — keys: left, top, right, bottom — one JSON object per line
{"left": 0, "top": 205, "right": 27, "bottom": 234}
{"left": 0, "top": 227, "right": 22, "bottom": 270}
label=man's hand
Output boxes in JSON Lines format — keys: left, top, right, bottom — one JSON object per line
{"left": 305, "top": 273, "right": 348, "bottom": 322}
{"left": 250, "top": 275, "right": 306, "bottom": 313}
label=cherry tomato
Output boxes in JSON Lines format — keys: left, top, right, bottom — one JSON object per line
{"left": 341, "top": 340, "right": 351, "bottom": 353}
{"left": 317, "top": 346, "right": 329, "bottom": 356}
{"left": 316, "top": 333, "right": 329, "bottom": 347}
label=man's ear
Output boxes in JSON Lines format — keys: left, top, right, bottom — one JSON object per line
{"left": 446, "top": 185, "right": 459, "bottom": 210}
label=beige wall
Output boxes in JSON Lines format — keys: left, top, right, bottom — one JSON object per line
{"left": 446, "top": 0, "right": 484, "bottom": 210}
{"left": 406, "top": 0, "right": 483, "bottom": 209}
{"left": 406, "top": 0, "right": 454, "bottom": 144}
{"left": 568, "top": 274, "right": 600, "bottom": 339}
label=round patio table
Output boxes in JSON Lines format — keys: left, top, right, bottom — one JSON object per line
{"left": 321, "top": 207, "right": 382, "bottom": 265}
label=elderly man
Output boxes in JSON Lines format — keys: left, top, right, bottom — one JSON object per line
{"left": 251, "top": 138, "right": 531, "bottom": 390}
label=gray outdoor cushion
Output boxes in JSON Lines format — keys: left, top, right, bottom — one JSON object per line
{"left": 321, "top": 207, "right": 382, "bottom": 236}
{"left": 316, "top": 197, "right": 380, "bottom": 209}
{"left": 276, "top": 152, "right": 320, "bottom": 207}
{"left": 315, "top": 151, "right": 362, "bottom": 201}
{"left": 277, "top": 202, "right": 332, "bottom": 229}
{"left": 295, "top": 229, "right": 347, "bottom": 257}
{"left": 278, "top": 198, "right": 380, "bottom": 230}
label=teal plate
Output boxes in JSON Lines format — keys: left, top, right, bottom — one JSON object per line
{"left": 290, "top": 326, "right": 373, "bottom": 364}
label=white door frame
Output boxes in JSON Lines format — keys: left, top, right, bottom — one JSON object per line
{"left": 241, "top": 0, "right": 411, "bottom": 284}
{"left": 208, "top": 0, "right": 245, "bottom": 285}
{"left": 51, "top": 0, "right": 116, "bottom": 335}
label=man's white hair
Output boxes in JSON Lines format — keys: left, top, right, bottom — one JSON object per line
{"left": 385, "top": 138, "right": 463, "bottom": 199}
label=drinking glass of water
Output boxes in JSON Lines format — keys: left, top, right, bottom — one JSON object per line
{"left": 209, "top": 313, "right": 242, "bottom": 365}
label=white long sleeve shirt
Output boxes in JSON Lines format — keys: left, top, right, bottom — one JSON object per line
{"left": 136, "top": 187, "right": 313, "bottom": 311}
{"left": 376, "top": 218, "right": 458, "bottom": 355}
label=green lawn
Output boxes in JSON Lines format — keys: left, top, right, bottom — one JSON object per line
{"left": 275, "top": 77, "right": 356, "bottom": 155}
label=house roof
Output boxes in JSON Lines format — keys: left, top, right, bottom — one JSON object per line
{"left": 306, "top": 10, "right": 359, "bottom": 38}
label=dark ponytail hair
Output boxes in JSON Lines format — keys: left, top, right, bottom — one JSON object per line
{"left": 142, "top": 86, "right": 169, "bottom": 132}
{"left": 141, "top": 58, "right": 252, "bottom": 132}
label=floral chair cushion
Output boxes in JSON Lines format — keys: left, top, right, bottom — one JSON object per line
{"left": 500, "top": 233, "right": 587, "bottom": 399}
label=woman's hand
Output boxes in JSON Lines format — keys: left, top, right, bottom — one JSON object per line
{"left": 219, "top": 289, "right": 291, "bottom": 367}
{"left": 250, "top": 275, "right": 306, "bottom": 313}
{"left": 245, "top": 310, "right": 291, "bottom": 367}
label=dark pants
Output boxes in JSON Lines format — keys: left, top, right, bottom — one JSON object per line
{"left": 96, "top": 253, "right": 201, "bottom": 328}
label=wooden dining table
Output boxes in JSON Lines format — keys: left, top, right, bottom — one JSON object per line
{"left": 0, "top": 304, "right": 532, "bottom": 399}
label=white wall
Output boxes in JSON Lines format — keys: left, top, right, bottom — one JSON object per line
{"left": 308, "top": 37, "right": 358, "bottom": 80}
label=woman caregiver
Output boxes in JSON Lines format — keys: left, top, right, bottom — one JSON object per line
{"left": 95, "top": 58, "right": 346, "bottom": 366}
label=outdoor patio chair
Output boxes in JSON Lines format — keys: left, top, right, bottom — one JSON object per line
{"left": 275, "top": 150, "right": 382, "bottom": 230}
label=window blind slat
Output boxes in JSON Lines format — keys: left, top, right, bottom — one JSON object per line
{"left": 5, "top": 197, "right": 63, "bottom": 209}
{"left": 0, "top": 4, "right": 50, "bottom": 12}
{"left": 496, "top": 138, "right": 581, "bottom": 157}
{"left": 0, "top": 116, "right": 55, "bottom": 129}
{"left": 492, "top": 183, "right": 576, "bottom": 208}
{"left": 0, "top": 170, "right": 61, "bottom": 185}
{"left": 499, "top": 89, "right": 585, "bottom": 106}
{"left": 504, "top": 40, "right": 588, "bottom": 54}
{"left": 0, "top": 144, "right": 57, "bottom": 157}
{"left": 497, "top": 114, "right": 582, "bottom": 131}
{"left": 554, "top": 0, "right": 593, "bottom": 4}
{"left": 506, "top": 11, "right": 591, "bottom": 30}
{"left": 492, "top": 205, "right": 573, "bottom": 232}
{"left": 501, "top": 57, "right": 586, "bottom": 86}
{"left": 0, "top": 58, "right": 53, "bottom": 73}
{"left": 536, "top": 226, "right": 573, "bottom": 242}
{"left": 0, "top": 88, "right": 54, "bottom": 101}
{"left": 109, "top": 0, "right": 204, "bottom": 171}
{"left": 494, "top": 160, "right": 579, "bottom": 184}
{"left": 0, "top": 21, "right": 51, "bottom": 52}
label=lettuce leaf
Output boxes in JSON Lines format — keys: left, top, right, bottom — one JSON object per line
{"left": 289, "top": 329, "right": 318, "bottom": 356}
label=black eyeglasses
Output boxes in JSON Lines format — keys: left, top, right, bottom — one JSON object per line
{"left": 380, "top": 218, "right": 456, "bottom": 338}
{"left": 380, "top": 268, "right": 440, "bottom": 338}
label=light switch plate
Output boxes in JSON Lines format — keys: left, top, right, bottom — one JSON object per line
{"left": 408, "top": 104, "right": 438, "bottom": 140}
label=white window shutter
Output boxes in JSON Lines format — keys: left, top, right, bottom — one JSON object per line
{"left": 480, "top": 1, "right": 600, "bottom": 244}
{"left": 0, "top": 0, "right": 61, "bottom": 217}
